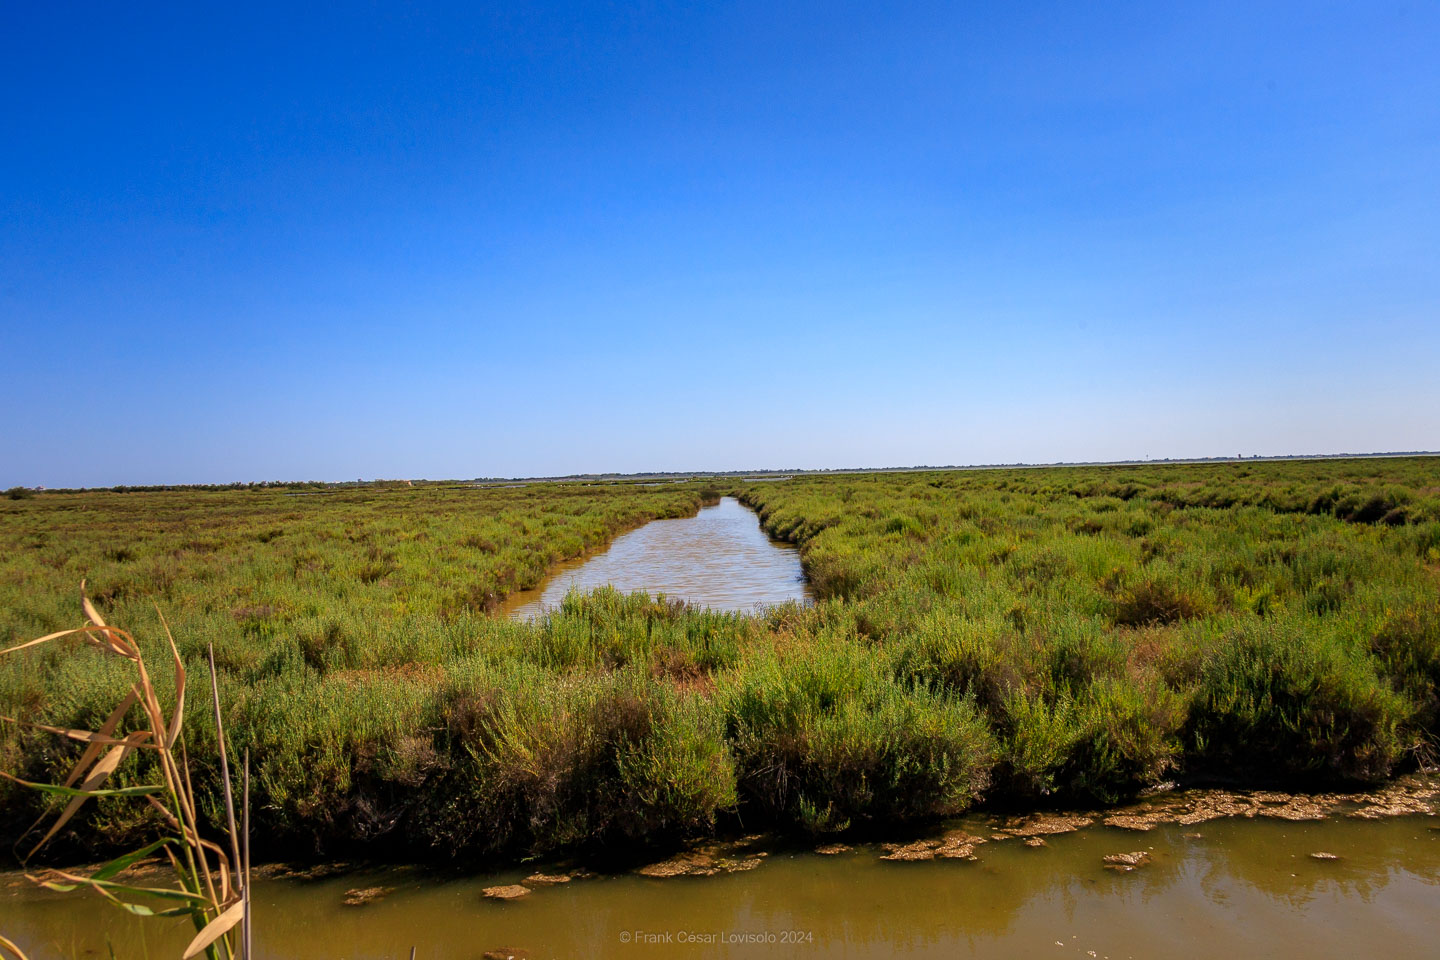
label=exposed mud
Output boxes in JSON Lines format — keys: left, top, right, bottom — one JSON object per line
{"left": 482, "top": 884, "right": 531, "bottom": 900}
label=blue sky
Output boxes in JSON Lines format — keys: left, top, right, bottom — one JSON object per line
{"left": 3, "top": 2, "right": 1437, "bottom": 486}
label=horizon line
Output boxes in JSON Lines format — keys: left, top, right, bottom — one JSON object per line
{"left": 13, "top": 450, "right": 1439, "bottom": 494}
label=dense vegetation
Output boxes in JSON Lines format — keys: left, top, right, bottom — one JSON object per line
{"left": 2, "top": 459, "right": 1438, "bottom": 864}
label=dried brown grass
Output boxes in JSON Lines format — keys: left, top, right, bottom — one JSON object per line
{"left": 0, "top": 584, "right": 252, "bottom": 960}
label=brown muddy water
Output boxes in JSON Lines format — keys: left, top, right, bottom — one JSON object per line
{"left": 503, "top": 497, "right": 810, "bottom": 619}
{"left": 5, "top": 807, "right": 1439, "bottom": 959}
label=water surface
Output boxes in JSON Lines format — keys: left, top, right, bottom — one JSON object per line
{"left": 502, "top": 497, "right": 810, "bottom": 619}
{"left": 5, "top": 815, "right": 1438, "bottom": 958}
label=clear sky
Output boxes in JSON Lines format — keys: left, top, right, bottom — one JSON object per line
{"left": 3, "top": 2, "right": 1437, "bottom": 486}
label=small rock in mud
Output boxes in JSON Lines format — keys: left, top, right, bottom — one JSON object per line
{"left": 483, "top": 884, "right": 532, "bottom": 901}
{"left": 1182, "top": 832, "right": 1203, "bottom": 839}
{"left": 523, "top": 873, "right": 572, "bottom": 885}
{"left": 482, "top": 949, "right": 530, "bottom": 960}
{"left": 342, "top": 886, "right": 393, "bottom": 906}
{"left": 1310, "top": 852, "right": 1341, "bottom": 861}
{"left": 814, "top": 843, "right": 852, "bottom": 855}
{"left": 1102, "top": 851, "right": 1151, "bottom": 871}
{"left": 1023, "top": 837, "right": 1047, "bottom": 848}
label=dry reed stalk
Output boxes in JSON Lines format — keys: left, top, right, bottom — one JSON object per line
{"left": 0, "top": 584, "right": 251, "bottom": 960}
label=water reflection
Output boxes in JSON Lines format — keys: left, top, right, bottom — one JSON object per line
{"left": 502, "top": 497, "right": 810, "bottom": 619}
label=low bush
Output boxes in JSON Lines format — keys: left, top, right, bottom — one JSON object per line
{"left": 724, "top": 643, "right": 993, "bottom": 832}
{"left": 1181, "top": 621, "right": 1411, "bottom": 782}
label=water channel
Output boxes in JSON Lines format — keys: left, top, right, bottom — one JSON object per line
{"left": 502, "top": 497, "right": 810, "bottom": 619}
{"left": 5, "top": 811, "right": 1437, "bottom": 958}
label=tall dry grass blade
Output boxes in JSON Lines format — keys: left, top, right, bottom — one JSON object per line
{"left": 36, "top": 708, "right": 142, "bottom": 863}
{"left": 178, "top": 739, "right": 224, "bottom": 908}
{"left": 81, "top": 580, "right": 106, "bottom": 627}
{"left": 83, "top": 627, "right": 138, "bottom": 660}
{"left": 200, "top": 836, "right": 234, "bottom": 903}
{"left": 207, "top": 644, "right": 244, "bottom": 909}
{"left": 60, "top": 688, "right": 142, "bottom": 792}
{"left": 158, "top": 607, "right": 187, "bottom": 749}
{"left": 0, "top": 624, "right": 134, "bottom": 660}
{"left": 28, "top": 730, "right": 151, "bottom": 858}
{"left": 181, "top": 900, "right": 245, "bottom": 960}
{"left": 0, "top": 933, "right": 32, "bottom": 960}
{"left": 4, "top": 586, "right": 247, "bottom": 960}
{"left": 0, "top": 715, "right": 156, "bottom": 748}
{"left": 242, "top": 749, "right": 252, "bottom": 960}
{"left": 0, "top": 626, "right": 92, "bottom": 656}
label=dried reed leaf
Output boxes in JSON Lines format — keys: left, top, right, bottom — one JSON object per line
{"left": 0, "top": 627, "right": 90, "bottom": 656}
{"left": 29, "top": 731, "right": 150, "bottom": 857}
{"left": 146, "top": 794, "right": 185, "bottom": 832}
{"left": 0, "top": 933, "right": 32, "bottom": 960}
{"left": 79, "top": 624, "right": 137, "bottom": 660}
{"left": 61, "top": 687, "right": 140, "bottom": 789}
{"left": 0, "top": 715, "right": 155, "bottom": 748}
{"left": 199, "top": 837, "right": 233, "bottom": 902}
{"left": 0, "top": 624, "right": 135, "bottom": 659}
{"left": 7, "top": 587, "right": 243, "bottom": 960}
{"left": 182, "top": 900, "right": 245, "bottom": 960}
{"left": 159, "top": 608, "right": 187, "bottom": 748}
{"left": 207, "top": 643, "right": 244, "bottom": 905}
{"left": 81, "top": 580, "right": 106, "bottom": 627}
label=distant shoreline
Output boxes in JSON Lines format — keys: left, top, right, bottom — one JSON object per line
{"left": 13, "top": 450, "right": 1438, "bottom": 494}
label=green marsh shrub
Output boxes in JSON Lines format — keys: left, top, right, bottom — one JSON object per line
{"left": 725, "top": 643, "right": 992, "bottom": 832}
{"left": 1183, "top": 621, "right": 1410, "bottom": 782}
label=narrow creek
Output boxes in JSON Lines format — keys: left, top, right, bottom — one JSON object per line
{"left": 502, "top": 496, "right": 811, "bottom": 619}
{"left": 6, "top": 810, "right": 1438, "bottom": 958}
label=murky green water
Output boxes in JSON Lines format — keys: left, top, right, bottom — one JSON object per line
{"left": 503, "top": 497, "right": 810, "bottom": 619}
{"left": 5, "top": 814, "right": 1437, "bottom": 959}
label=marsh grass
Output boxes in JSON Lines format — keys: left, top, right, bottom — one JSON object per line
{"left": 1, "top": 460, "right": 1438, "bottom": 863}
